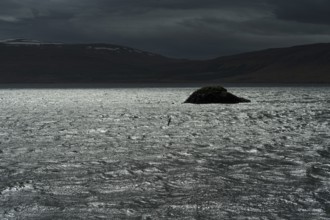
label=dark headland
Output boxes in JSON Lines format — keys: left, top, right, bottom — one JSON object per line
{"left": 0, "top": 39, "right": 330, "bottom": 84}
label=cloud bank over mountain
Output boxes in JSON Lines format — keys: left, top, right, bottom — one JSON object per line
{"left": 0, "top": 0, "right": 330, "bottom": 58}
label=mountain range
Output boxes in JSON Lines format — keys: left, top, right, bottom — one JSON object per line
{"left": 0, "top": 39, "right": 329, "bottom": 84}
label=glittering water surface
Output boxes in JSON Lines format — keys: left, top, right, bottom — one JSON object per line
{"left": 0, "top": 87, "right": 329, "bottom": 219}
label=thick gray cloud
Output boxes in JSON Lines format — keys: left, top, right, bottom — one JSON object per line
{"left": 271, "top": 0, "right": 330, "bottom": 25}
{"left": 0, "top": 0, "right": 330, "bottom": 58}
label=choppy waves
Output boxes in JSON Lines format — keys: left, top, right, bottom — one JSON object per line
{"left": 0, "top": 87, "right": 329, "bottom": 219}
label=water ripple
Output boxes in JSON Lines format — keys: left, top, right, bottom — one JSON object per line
{"left": 0, "top": 87, "right": 329, "bottom": 219}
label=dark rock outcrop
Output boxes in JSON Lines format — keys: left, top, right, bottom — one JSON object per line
{"left": 185, "top": 86, "right": 251, "bottom": 104}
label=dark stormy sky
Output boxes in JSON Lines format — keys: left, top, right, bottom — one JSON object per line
{"left": 1, "top": 0, "right": 330, "bottom": 59}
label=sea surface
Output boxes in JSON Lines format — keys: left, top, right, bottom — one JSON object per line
{"left": 0, "top": 87, "right": 329, "bottom": 219}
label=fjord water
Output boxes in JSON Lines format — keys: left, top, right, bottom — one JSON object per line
{"left": 0, "top": 87, "right": 329, "bottom": 219}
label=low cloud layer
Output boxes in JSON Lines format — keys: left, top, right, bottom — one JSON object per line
{"left": 0, "top": 0, "right": 330, "bottom": 58}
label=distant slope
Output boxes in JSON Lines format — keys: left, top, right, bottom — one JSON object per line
{"left": 0, "top": 39, "right": 190, "bottom": 83}
{"left": 0, "top": 39, "right": 329, "bottom": 84}
{"left": 207, "top": 43, "right": 330, "bottom": 83}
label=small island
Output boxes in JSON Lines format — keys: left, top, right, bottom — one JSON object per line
{"left": 185, "top": 86, "right": 251, "bottom": 104}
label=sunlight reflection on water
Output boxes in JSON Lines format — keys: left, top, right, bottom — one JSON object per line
{"left": 0, "top": 87, "right": 329, "bottom": 219}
